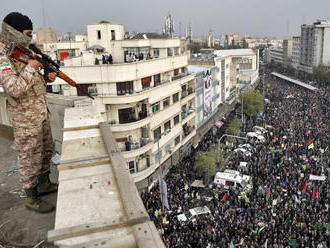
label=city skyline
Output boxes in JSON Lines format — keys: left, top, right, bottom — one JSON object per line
{"left": 1, "top": 0, "right": 330, "bottom": 38}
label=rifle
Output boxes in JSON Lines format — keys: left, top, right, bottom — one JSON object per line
{"left": 6, "top": 42, "right": 94, "bottom": 100}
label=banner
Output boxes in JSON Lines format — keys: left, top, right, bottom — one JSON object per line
{"left": 159, "top": 176, "right": 169, "bottom": 209}
{"left": 203, "top": 71, "right": 213, "bottom": 118}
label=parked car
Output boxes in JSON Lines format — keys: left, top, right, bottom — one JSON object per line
{"left": 177, "top": 206, "right": 211, "bottom": 222}
{"left": 238, "top": 143, "right": 256, "bottom": 153}
{"left": 233, "top": 148, "right": 252, "bottom": 157}
{"left": 253, "top": 126, "right": 267, "bottom": 134}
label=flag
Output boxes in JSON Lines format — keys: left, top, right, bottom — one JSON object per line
{"left": 280, "top": 176, "right": 287, "bottom": 186}
{"left": 272, "top": 199, "right": 277, "bottom": 206}
{"left": 266, "top": 188, "right": 271, "bottom": 196}
{"left": 308, "top": 143, "right": 314, "bottom": 150}
{"left": 305, "top": 130, "right": 311, "bottom": 135}
{"left": 287, "top": 239, "right": 297, "bottom": 247}
{"left": 307, "top": 137, "right": 312, "bottom": 145}
{"left": 221, "top": 192, "right": 227, "bottom": 201}
{"left": 229, "top": 240, "right": 234, "bottom": 248}
{"left": 311, "top": 187, "right": 318, "bottom": 200}
{"left": 184, "top": 184, "right": 188, "bottom": 191}
{"left": 238, "top": 208, "right": 246, "bottom": 215}
{"left": 302, "top": 181, "right": 307, "bottom": 191}
{"left": 159, "top": 176, "right": 170, "bottom": 209}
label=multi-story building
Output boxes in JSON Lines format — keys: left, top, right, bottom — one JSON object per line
{"left": 214, "top": 49, "right": 259, "bottom": 86}
{"left": 268, "top": 46, "right": 284, "bottom": 65}
{"left": 300, "top": 20, "right": 330, "bottom": 74}
{"left": 48, "top": 21, "right": 196, "bottom": 190}
{"left": 283, "top": 39, "right": 293, "bottom": 68}
{"left": 292, "top": 36, "right": 301, "bottom": 69}
{"left": 35, "top": 28, "right": 57, "bottom": 45}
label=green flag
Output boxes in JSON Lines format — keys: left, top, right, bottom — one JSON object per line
{"left": 229, "top": 240, "right": 234, "bottom": 248}
{"left": 326, "top": 222, "right": 330, "bottom": 232}
{"left": 287, "top": 239, "right": 297, "bottom": 247}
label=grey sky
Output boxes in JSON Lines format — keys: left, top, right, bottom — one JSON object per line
{"left": 1, "top": 0, "right": 329, "bottom": 38}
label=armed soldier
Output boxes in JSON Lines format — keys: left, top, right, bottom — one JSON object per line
{"left": 0, "top": 12, "right": 57, "bottom": 213}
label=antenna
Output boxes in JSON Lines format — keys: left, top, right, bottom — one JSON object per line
{"left": 42, "top": 0, "right": 46, "bottom": 28}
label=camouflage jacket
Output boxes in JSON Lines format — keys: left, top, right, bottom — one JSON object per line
{"left": 0, "top": 39, "right": 48, "bottom": 128}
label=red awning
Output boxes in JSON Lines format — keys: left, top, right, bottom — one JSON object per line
{"left": 214, "top": 120, "right": 224, "bottom": 128}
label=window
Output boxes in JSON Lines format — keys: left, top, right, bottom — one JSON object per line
{"left": 111, "top": 30, "right": 116, "bottom": 40}
{"left": 128, "top": 161, "right": 138, "bottom": 174}
{"left": 118, "top": 107, "right": 136, "bottom": 124}
{"left": 175, "top": 136, "right": 180, "bottom": 146}
{"left": 164, "top": 120, "right": 171, "bottom": 132}
{"left": 153, "top": 127, "right": 161, "bottom": 141}
{"left": 152, "top": 102, "right": 160, "bottom": 113}
{"left": 142, "top": 76, "right": 151, "bottom": 89}
{"left": 97, "top": 30, "right": 101, "bottom": 39}
{"left": 173, "top": 93, "right": 179, "bottom": 103}
{"left": 163, "top": 97, "right": 170, "bottom": 108}
{"left": 174, "top": 115, "right": 180, "bottom": 125}
{"left": 174, "top": 47, "right": 179, "bottom": 55}
{"left": 116, "top": 81, "right": 133, "bottom": 95}
{"left": 153, "top": 74, "right": 161, "bottom": 86}
{"left": 181, "top": 67, "right": 185, "bottom": 73}
{"left": 167, "top": 48, "right": 174, "bottom": 56}
{"left": 153, "top": 48, "right": 159, "bottom": 58}
{"left": 174, "top": 68, "right": 180, "bottom": 76}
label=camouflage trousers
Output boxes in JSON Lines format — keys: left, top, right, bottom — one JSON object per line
{"left": 13, "top": 119, "right": 54, "bottom": 189}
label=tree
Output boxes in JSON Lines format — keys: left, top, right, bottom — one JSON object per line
{"left": 240, "top": 89, "right": 264, "bottom": 117}
{"left": 194, "top": 149, "right": 220, "bottom": 184}
{"left": 225, "top": 117, "right": 242, "bottom": 143}
{"left": 313, "top": 65, "right": 330, "bottom": 86}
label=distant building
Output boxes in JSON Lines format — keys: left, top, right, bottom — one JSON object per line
{"left": 292, "top": 36, "right": 301, "bottom": 69}
{"left": 283, "top": 39, "right": 293, "bottom": 67}
{"left": 35, "top": 28, "right": 57, "bottom": 45}
{"left": 214, "top": 49, "right": 259, "bottom": 86}
{"left": 300, "top": 20, "right": 330, "bottom": 74}
{"left": 268, "top": 46, "right": 284, "bottom": 65}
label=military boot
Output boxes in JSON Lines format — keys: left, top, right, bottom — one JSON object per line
{"left": 24, "top": 187, "right": 55, "bottom": 213}
{"left": 37, "top": 172, "right": 58, "bottom": 196}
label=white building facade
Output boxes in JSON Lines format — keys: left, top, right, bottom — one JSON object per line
{"left": 47, "top": 22, "right": 196, "bottom": 190}
{"left": 300, "top": 20, "right": 330, "bottom": 74}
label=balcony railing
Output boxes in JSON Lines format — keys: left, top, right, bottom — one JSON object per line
{"left": 181, "top": 109, "right": 195, "bottom": 120}
{"left": 182, "top": 125, "right": 195, "bottom": 139}
{"left": 181, "top": 89, "right": 195, "bottom": 99}
{"left": 121, "top": 138, "right": 153, "bottom": 152}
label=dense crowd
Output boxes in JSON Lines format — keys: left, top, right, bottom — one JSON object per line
{"left": 141, "top": 78, "right": 329, "bottom": 248}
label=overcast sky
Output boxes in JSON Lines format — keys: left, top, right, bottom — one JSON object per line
{"left": 1, "top": 0, "right": 329, "bottom": 39}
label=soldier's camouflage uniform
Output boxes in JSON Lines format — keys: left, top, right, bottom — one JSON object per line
{"left": 0, "top": 22, "right": 54, "bottom": 189}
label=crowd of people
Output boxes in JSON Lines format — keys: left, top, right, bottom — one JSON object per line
{"left": 141, "top": 77, "right": 329, "bottom": 248}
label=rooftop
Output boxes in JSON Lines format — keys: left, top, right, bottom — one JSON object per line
{"left": 214, "top": 48, "right": 257, "bottom": 57}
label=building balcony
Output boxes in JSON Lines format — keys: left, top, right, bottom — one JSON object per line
{"left": 132, "top": 163, "right": 156, "bottom": 183}
{"left": 110, "top": 115, "right": 151, "bottom": 132}
{"left": 182, "top": 128, "right": 196, "bottom": 144}
{"left": 100, "top": 74, "right": 193, "bottom": 105}
{"left": 121, "top": 140, "right": 153, "bottom": 159}
{"left": 55, "top": 54, "right": 188, "bottom": 85}
{"left": 181, "top": 91, "right": 195, "bottom": 105}
{"left": 181, "top": 110, "right": 195, "bottom": 125}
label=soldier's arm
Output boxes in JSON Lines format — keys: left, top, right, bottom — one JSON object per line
{"left": 0, "top": 54, "right": 38, "bottom": 98}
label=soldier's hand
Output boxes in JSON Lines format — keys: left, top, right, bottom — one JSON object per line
{"left": 28, "top": 59, "right": 43, "bottom": 70}
{"left": 47, "top": 72, "right": 57, "bottom": 83}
